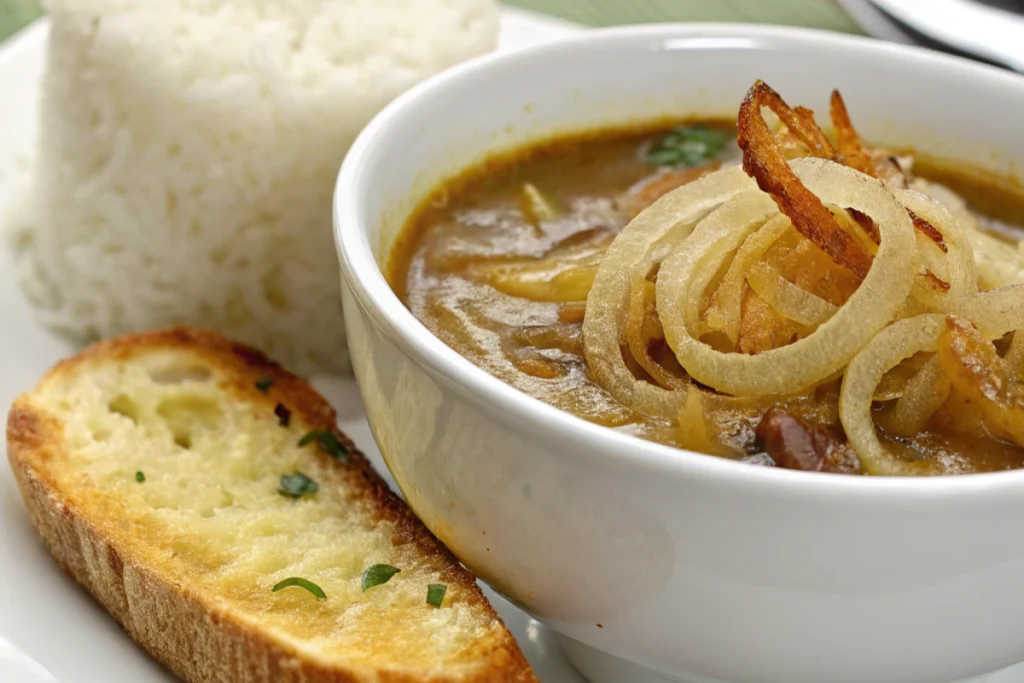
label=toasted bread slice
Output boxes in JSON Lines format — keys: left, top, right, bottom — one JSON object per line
{"left": 6, "top": 327, "right": 536, "bottom": 683}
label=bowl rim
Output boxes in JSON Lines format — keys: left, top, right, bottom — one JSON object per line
{"left": 334, "top": 21, "right": 1024, "bottom": 497}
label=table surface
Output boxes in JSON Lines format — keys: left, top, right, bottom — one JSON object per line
{"left": 0, "top": 0, "right": 862, "bottom": 43}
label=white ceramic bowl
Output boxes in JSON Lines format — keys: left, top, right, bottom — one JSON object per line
{"left": 335, "top": 24, "right": 1024, "bottom": 683}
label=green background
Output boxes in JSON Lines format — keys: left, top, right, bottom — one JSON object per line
{"left": 1, "top": 0, "right": 862, "bottom": 42}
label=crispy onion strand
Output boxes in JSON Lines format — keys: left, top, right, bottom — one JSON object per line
{"left": 829, "top": 90, "right": 876, "bottom": 177}
{"left": 739, "top": 81, "right": 873, "bottom": 278}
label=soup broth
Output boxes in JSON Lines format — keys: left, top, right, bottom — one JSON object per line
{"left": 388, "top": 101, "right": 1024, "bottom": 476}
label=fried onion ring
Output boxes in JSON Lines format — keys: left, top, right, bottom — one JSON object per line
{"left": 658, "top": 158, "right": 916, "bottom": 397}
{"left": 582, "top": 166, "right": 755, "bottom": 418}
{"left": 842, "top": 287, "right": 1024, "bottom": 474}
{"left": 895, "top": 189, "right": 978, "bottom": 305}
{"left": 875, "top": 356, "right": 950, "bottom": 438}
{"left": 624, "top": 276, "right": 686, "bottom": 390}
{"left": 702, "top": 214, "right": 792, "bottom": 344}
{"left": 745, "top": 260, "right": 839, "bottom": 327}
{"left": 935, "top": 284, "right": 1024, "bottom": 339}
{"left": 839, "top": 314, "right": 947, "bottom": 475}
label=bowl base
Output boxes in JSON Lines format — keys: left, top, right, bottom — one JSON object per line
{"left": 556, "top": 634, "right": 726, "bottom": 683}
{"left": 555, "top": 633, "right": 1024, "bottom": 683}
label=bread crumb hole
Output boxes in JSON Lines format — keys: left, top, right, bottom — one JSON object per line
{"left": 108, "top": 395, "right": 139, "bottom": 423}
{"left": 156, "top": 395, "right": 222, "bottom": 450}
{"left": 149, "top": 365, "right": 213, "bottom": 384}
{"left": 89, "top": 425, "right": 112, "bottom": 441}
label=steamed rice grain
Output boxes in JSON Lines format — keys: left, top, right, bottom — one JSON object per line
{"left": 6, "top": 0, "right": 499, "bottom": 374}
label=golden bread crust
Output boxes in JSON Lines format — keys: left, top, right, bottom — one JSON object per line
{"left": 7, "top": 327, "right": 537, "bottom": 683}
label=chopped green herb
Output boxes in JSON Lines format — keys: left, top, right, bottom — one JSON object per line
{"left": 278, "top": 472, "right": 318, "bottom": 498}
{"left": 361, "top": 564, "right": 401, "bottom": 592}
{"left": 274, "top": 403, "right": 291, "bottom": 427}
{"left": 255, "top": 376, "right": 273, "bottom": 393}
{"left": 135, "top": 471, "right": 145, "bottom": 483}
{"left": 426, "top": 584, "right": 447, "bottom": 607}
{"left": 645, "top": 125, "right": 730, "bottom": 168}
{"left": 298, "top": 430, "right": 349, "bottom": 463}
{"left": 272, "top": 577, "right": 326, "bottom": 600}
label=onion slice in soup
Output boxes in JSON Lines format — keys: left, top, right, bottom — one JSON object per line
{"left": 840, "top": 314, "right": 948, "bottom": 475}
{"left": 911, "top": 178, "right": 1024, "bottom": 289}
{"left": 842, "top": 287, "right": 1024, "bottom": 474}
{"left": 702, "top": 214, "right": 792, "bottom": 343}
{"left": 745, "top": 260, "right": 839, "bottom": 327}
{"left": 895, "top": 189, "right": 978, "bottom": 305}
{"left": 658, "top": 158, "right": 917, "bottom": 397}
{"left": 582, "top": 166, "right": 755, "bottom": 418}
{"left": 624, "top": 276, "right": 686, "bottom": 390}
{"left": 935, "top": 284, "right": 1024, "bottom": 338}
{"left": 874, "top": 356, "right": 950, "bottom": 438}
{"left": 1006, "top": 332, "right": 1024, "bottom": 380}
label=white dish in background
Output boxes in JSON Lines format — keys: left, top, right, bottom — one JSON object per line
{"left": 0, "top": 9, "right": 585, "bottom": 683}
{"left": 870, "top": 0, "right": 1024, "bottom": 71}
{"left": 335, "top": 21, "right": 1024, "bottom": 683}
{"left": 835, "top": 0, "right": 921, "bottom": 44}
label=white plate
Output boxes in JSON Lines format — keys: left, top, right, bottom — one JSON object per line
{"left": 0, "top": 8, "right": 586, "bottom": 683}
{"left": 869, "top": 0, "right": 1024, "bottom": 71}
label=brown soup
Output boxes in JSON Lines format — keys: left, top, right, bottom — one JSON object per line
{"left": 387, "top": 102, "right": 1024, "bottom": 476}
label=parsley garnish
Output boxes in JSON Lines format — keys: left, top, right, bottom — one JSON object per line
{"left": 361, "top": 564, "right": 401, "bottom": 592}
{"left": 278, "top": 472, "right": 318, "bottom": 498}
{"left": 272, "top": 577, "right": 326, "bottom": 600}
{"left": 426, "top": 584, "right": 447, "bottom": 607}
{"left": 645, "top": 125, "right": 729, "bottom": 168}
{"left": 298, "top": 430, "right": 349, "bottom": 463}
{"left": 274, "top": 403, "right": 291, "bottom": 427}
{"left": 255, "top": 377, "right": 273, "bottom": 393}
{"left": 135, "top": 471, "right": 145, "bottom": 483}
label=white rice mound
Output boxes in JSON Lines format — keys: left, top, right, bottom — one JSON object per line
{"left": 7, "top": 0, "right": 499, "bottom": 375}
